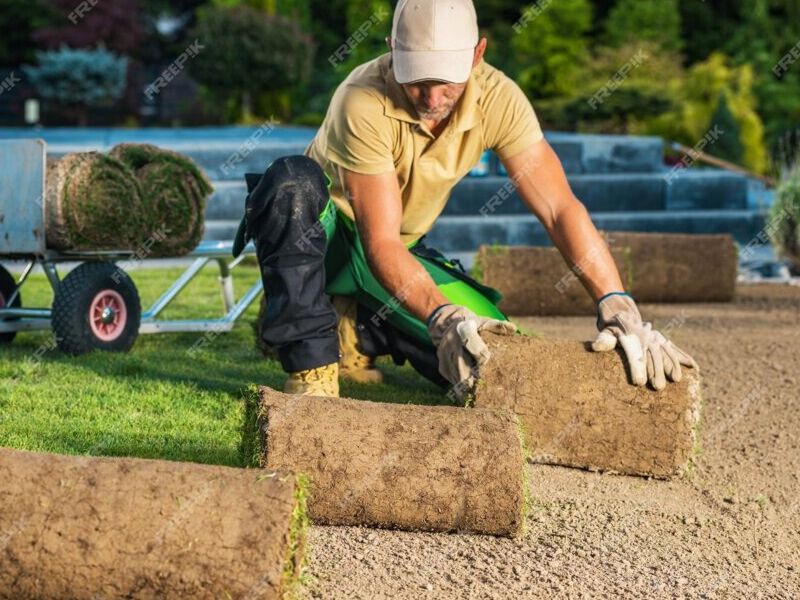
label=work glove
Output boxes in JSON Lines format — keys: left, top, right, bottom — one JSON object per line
{"left": 427, "top": 304, "right": 517, "bottom": 401}
{"left": 591, "top": 292, "right": 698, "bottom": 391}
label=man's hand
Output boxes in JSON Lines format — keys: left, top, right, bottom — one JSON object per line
{"left": 591, "top": 293, "right": 698, "bottom": 390}
{"left": 427, "top": 304, "right": 516, "bottom": 400}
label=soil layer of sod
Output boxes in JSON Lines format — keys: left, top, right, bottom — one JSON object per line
{"left": 474, "top": 335, "right": 702, "bottom": 479}
{"left": 0, "top": 447, "right": 307, "bottom": 600}
{"left": 258, "top": 388, "right": 527, "bottom": 537}
{"left": 475, "top": 232, "right": 737, "bottom": 316}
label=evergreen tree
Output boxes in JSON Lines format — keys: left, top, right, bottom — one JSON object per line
{"left": 648, "top": 53, "right": 767, "bottom": 172}
{"left": 189, "top": 5, "right": 314, "bottom": 122}
{"left": 604, "top": 0, "right": 682, "bottom": 52}
{"left": 709, "top": 93, "right": 745, "bottom": 164}
{"left": 334, "top": 0, "right": 392, "bottom": 73}
{"left": 509, "top": 0, "right": 593, "bottom": 99}
{"left": 724, "top": 0, "right": 800, "bottom": 152}
{"left": 23, "top": 46, "right": 128, "bottom": 126}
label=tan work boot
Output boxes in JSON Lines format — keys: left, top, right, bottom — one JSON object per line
{"left": 283, "top": 362, "right": 339, "bottom": 397}
{"left": 333, "top": 296, "right": 384, "bottom": 385}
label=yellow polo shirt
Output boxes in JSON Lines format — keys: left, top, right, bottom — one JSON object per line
{"left": 304, "top": 51, "right": 543, "bottom": 245}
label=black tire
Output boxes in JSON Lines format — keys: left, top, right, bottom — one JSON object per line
{"left": 52, "top": 262, "right": 141, "bottom": 355}
{"left": 0, "top": 264, "right": 21, "bottom": 344}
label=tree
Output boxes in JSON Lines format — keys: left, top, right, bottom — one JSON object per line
{"left": 536, "top": 41, "right": 682, "bottom": 134}
{"left": 189, "top": 5, "right": 314, "bottom": 122}
{"left": 604, "top": 0, "right": 682, "bottom": 52}
{"left": 211, "top": 0, "right": 312, "bottom": 31}
{"left": 678, "top": 0, "right": 741, "bottom": 64}
{"left": 648, "top": 53, "right": 767, "bottom": 173}
{"left": 0, "top": 0, "right": 57, "bottom": 67}
{"left": 709, "top": 93, "right": 745, "bottom": 164}
{"left": 33, "top": 0, "right": 143, "bottom": 56}
{"left": 333, "top": 0, "right": 391, "bottom": 76}
{"left": 770, "top": 161, "right": 800, "bottom": 274}
{"left": 723, "top": 0, "right": 800, "bottom": 156}
{"left": 23, "top": 46, "right": 128, "bottom": 126}
{"left": 509, "top": 0, "right": 593, "bottom": 99}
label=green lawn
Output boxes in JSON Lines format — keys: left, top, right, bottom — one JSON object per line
{"left": 0, "top": 262, "right": 446, "bottom": 467}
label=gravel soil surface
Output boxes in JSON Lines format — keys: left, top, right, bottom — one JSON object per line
{"left": 298, "top": 284, "right": 800, "bottom": 600}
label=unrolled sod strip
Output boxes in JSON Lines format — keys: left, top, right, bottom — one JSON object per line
{"left": 258, "top": 388, "right": 527, "bottom": 537}
{"left": 474, "top": 232, "right": 737, "bottom": 316}
{"left": 473, "top": 334, "right": 702, "bottom": 479}
{"left": 0, "top": 447, "right": 307, "bottom": 600}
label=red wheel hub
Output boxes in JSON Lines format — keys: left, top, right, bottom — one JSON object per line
{"left": 89, "top": 290, "right": 127, "bottom": 342}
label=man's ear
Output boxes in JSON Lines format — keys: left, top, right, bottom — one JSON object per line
{"left": 386, "top": 36, "right": 392, "bottom": 51}
{"left": 472, "top": 37, "right": 487, "bottom": 67}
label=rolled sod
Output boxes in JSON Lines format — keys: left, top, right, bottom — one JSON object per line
{"left": 0, "top": 447, "right": 307, "bottom": 600}
{"left": 473, "top": 334, "right": 702, "bottom": 479}
{"left": 473, "top": 245, "right": 630, "bottom": 316}
{"left": 45, "top": 145, "right": 212, "bottom": 255}
{"left": 258, "top": 388, "right": 527, "bottom": 537}
{"left": 474, "top": 232, "right": 737, "bottom": 316}
{"left": 110, "top": 143, "right": 213, "bottom": 256}
{"left": 605, "top": 232, "right": 737, "bottom": 303}
{"left": 45, "top": 152, "right": 146, "bottom": 251}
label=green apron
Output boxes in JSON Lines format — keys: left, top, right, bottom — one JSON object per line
{"left": 317, "top": 172, "right": 507, "bottom": 346}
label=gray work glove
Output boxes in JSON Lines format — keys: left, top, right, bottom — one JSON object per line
{"left": 427, "top": 304, "right": 517, "bottom": 401}
{"left": 591, "top": 292, "right": 698, "bottom": 390}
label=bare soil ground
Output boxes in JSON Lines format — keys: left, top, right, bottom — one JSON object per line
{"left": 298, "top": 283, "right": 800, "bottom": 599}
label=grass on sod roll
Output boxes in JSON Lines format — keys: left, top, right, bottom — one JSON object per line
{"left": 0, "top": 261, "right": 448, "bottom": 467}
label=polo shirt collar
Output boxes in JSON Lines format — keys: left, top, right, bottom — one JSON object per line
{"left": 383, "top": 54, "right": 483, "bottom": 133}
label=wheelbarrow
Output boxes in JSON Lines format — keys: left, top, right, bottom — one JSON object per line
{"left": 0, "top": 138, "right": 262, "bottom": 354}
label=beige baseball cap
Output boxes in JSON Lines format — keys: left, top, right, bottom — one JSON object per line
{"left": 391, "top": 0, "right": 479, "bottom": 84}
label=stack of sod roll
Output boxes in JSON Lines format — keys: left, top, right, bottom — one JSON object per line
{"left": 45, "top": 143, "right": 212, "bottom": 255}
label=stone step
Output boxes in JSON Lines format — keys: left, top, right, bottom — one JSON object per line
{"left": 204, "top": 169, "right": 749, "bottom": 221}
{"left": 204, "top": 209, "right": 766, "bottom": 268}
{"left": 422, "top": 210, "right": 767, "bottom": 253}
{"left": 206, "top": 181, "right": 246, "bottom": 220}
{"left": 445, "top": 170, "right": 748, "bottom": 215}
{"left": 545, "top": 132, "right": 663, "bottom": 174}
{"left": 26, "top": 128, "right": 666, "bottom": 179}
{"left": 48, "top": 142, "right": 312, "bottom": 183}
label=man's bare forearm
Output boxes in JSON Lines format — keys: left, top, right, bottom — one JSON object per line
{"left": 363, "top": 238, "right": 450, "bottom": 321}
{"left": 502, "top": 141, "right": 624, "bottom": 302}
{"left": 548, "top": 201, "right": 625, "bottom": 301}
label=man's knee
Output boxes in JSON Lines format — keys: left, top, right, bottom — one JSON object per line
{"left": 247, "top": 155, "right": 328, "bottom": 226}
{"left": 247, "top": 155, "right": 330, "bottom": 258}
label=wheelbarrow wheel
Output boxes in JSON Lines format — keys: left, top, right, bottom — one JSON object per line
{"left": 0, "top": 264, "right": 21, "bottom": 344}
{"left": 52, "top": 262, "right": 141, "bottom": 355}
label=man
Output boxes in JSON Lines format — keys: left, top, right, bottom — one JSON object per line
{"left": 233, "top": 0, "right": 697, "bottom": 398}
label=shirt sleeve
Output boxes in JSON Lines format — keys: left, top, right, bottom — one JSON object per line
{"left": 324, "top": 85, "right": 396, "bottom": 175}
{"left": 485, "top": 74, "right": 544, "bottom": 160}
